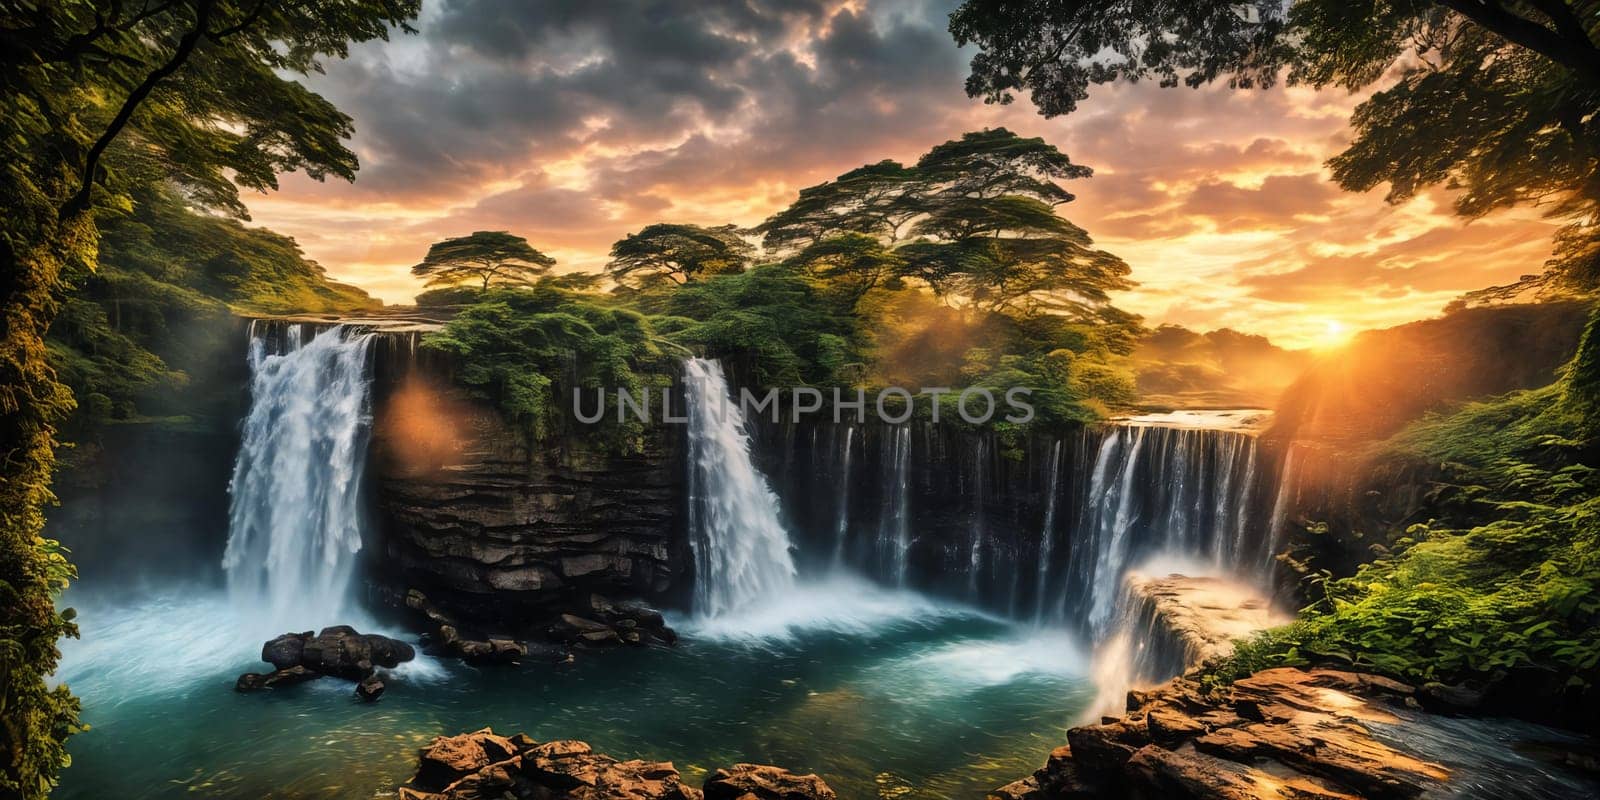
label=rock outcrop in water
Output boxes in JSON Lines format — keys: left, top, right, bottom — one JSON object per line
{"left": 397, "top": 729, "right": 836, "bottom": 800}
{"left": 703, "top": 764, "right": 838, "bottom": 800}
{"left": 235, "top": 626, "right": 414, "bottom": 700}
{"left": 993, "top": 669, "right": 1450, "bottom": 800}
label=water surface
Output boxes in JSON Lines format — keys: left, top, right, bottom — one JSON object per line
{"left": 55, "top": 578, "right": 1093, "bottom": 799}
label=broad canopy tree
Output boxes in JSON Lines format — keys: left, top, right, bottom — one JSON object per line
{"left": 758, "top": 128, "right": 1134, "bottom": 321}
{"left": 606, "top": 223, "right": 754, "bottom": 286}
{"left": 0, "top": 2, "right": 419, "bottom": 795}
{"left": 412, "top": 231, "right": 556, "bottom": 290}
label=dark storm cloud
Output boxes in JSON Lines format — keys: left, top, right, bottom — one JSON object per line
{"left": 313, "top": 0, "right": 912, "bottom": 199}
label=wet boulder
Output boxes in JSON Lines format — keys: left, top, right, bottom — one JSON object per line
{"left": 356, "top": 675, "right": 386, "bottom": 702}
{"left": 234, "top": 665, "right": 321, "bottom": 692}
{"left": 238, "top": 625, "right": 416, "bottom": 700}
{"left": 262, "top": 631, "right": 312, "bottom": 669}
{"left": 400, "top": 729, "right": 703, "bottom": 800}
{"left": 703, "top": 764, "right": 838, "bottom": 800}
{"left": 301, "top": 625, "right": 416, "bottom": 679}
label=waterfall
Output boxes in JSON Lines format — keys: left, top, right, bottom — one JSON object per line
{"left": 222, "top": 323, "right": 376, "bottom": 632}
{"left": 683, "top": 357, "right": 798, "bottom": 617}
{"left": 1032, "top": 439, "right": 1063, "bottom": 622}
{"left": 967, "top": 437, "right": 987, "bottom": 594}
{"left": 1264, "top": 446, "right": 1299, "bottom": 573}
{"left": 1082, "top": 426, "right": 1148, "bottom": 631}
{"left": 876, "top": 426, "right": 912, "bottom": 585}
{"left": 1072, "top": 420, "right": 1268, "bottom": 634}
{"left": 830, "top": 426, "right": 855, "bottom": 566}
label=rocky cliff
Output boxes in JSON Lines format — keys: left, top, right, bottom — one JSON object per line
{"left": 370, "top": 372, "right": 687, "bottom": 627}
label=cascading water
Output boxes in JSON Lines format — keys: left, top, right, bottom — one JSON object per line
{"left": 1070, "top": 420, "right": 1265, "bottom": 633}
{"left": 221, "top": 323, "right": 376, "bottom": 633}
{"left": 1032, "top": 439, "right": 1063, "bottom": 622}
{"left": 831, "top": 426, "right": 855, "bottom": 566}
{"left": 683, "top": 357, "right": 799, "bottom": 618}
{"left": 1080, "top": 425, "right": 1149, "bottom": 631}
{"left": 967, "top": 437, "right": 987, "bottom": 594}
{"left": 876, "top": 425, "right": 913, "bottom": 584}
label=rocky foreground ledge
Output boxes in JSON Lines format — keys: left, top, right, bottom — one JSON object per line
{"left": 397, "top": 729, "right": 836, "bottom": 800}
{"left": 993, "top": 667, "right": 1453, "bottom": 800}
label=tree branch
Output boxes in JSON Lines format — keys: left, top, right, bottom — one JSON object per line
{"left": 1527, "top": 0, "right": 1596, "bottom": 48}
{"left": 47, "top": 0, "right": 180, "bottom": 63}
{"left": 209, "top": 0, "right": 269, "bottom": 40}
{"left": 1434, "top": 0, "right": 1600, "bottom": 81}
{"left": 61, "top": 0, "right": 216, "bottom": 217}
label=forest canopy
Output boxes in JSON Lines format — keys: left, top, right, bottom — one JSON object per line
{"left": 422, "top": 128, "right": 1145, "bottom": 448}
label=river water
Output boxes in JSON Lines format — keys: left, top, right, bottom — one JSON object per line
{"left": 55, "top": 577, "right": 1091, "bottom": 799}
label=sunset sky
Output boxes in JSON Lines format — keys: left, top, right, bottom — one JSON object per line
{"left": 243, "top": 0, "right": 1562, "bottom": 349}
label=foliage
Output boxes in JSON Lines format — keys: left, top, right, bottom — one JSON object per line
{"left": 1567, "top": 303, "right": 1600, "bottom": 433}
{"left": 1205, "top": 380, "right": 1600, "bottom": 700}
{"left": 411, "top": 231, "right": 555, "bottom": 290}
{"left": 0, "top": 1, "right": 418, "bottom": 794}
{"left": 657, "top": 264, "right": 862, "bottom": 387}
{"left": 950, "top": 1, "right": 1600, "bottom": 302}
{"left": 453, "top": 129, "right": 1143, "bottom": 439}
{"left": 757, "top": 129, "right": 1135, "bottom": 319}
{"left": 421, "top": 284, "right": 673, "bottom": 451}
{"left": 49, "top": 185, "right": 377, "bottom": 434}
{"left": 607, "top": 223, "right": 754, "bottom": 287}
{"left": 757, "top": 160, "right": 925, "bottom": 249}
{"left": 782, "top": 233, "right": 907, "bottom": 310}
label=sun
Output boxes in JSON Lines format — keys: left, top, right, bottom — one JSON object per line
{"left": 1313, "top": 319, "right": 1353, "bottom": 350}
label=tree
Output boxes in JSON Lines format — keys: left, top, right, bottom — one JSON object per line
{"left": 0, "top": 2, "right": 418, "bottom": 794}
{"left": 606, "top": 223, "right": 754, "bottom": 286}
{"left": 758, "top": 129, "right": 1134, "bottom": 320}
{"left": 411, "top": 231, "right": 555, "bottom": 290}
{"left": 755, "top": 161, "right": 926, "bottom": 250}
{"left": 949, "top": 0, "right": 1600, "bottom": 300}
{"left": 915, "top": 127, "right": 1092, "bottom": 203}
{"left": 785, "top": 233, "right": 907, "bottom": 309}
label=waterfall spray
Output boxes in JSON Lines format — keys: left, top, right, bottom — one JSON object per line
{"left": 222, "top": 324, "right": 375, "bottom": 632}
{"left": 683, "top": 357, "right": 798, "bottom": 617}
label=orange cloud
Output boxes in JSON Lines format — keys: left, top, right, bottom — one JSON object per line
{"left": 240, "top": 0, "right": 1561, "bottom": 350}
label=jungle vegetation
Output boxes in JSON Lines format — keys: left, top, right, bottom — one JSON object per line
{"left": 0, "top": 2, "right": 419, "bottom": 795}
{"left": 420, "top": 129, "right": 1146, "bottom": 453}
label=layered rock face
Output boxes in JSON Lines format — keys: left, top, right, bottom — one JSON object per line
{"left": 397, "top": 729, "right": 835, "bottom": 800}
{"left": 994, "top": 669, "right": 1451, "bottom": 800}
{"left": 371, "top": 375, "right": 686, "bottom": 627}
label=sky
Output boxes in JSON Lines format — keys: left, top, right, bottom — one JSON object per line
{"left": 242, "top": 0, "right": 1561, "bottom": 349}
